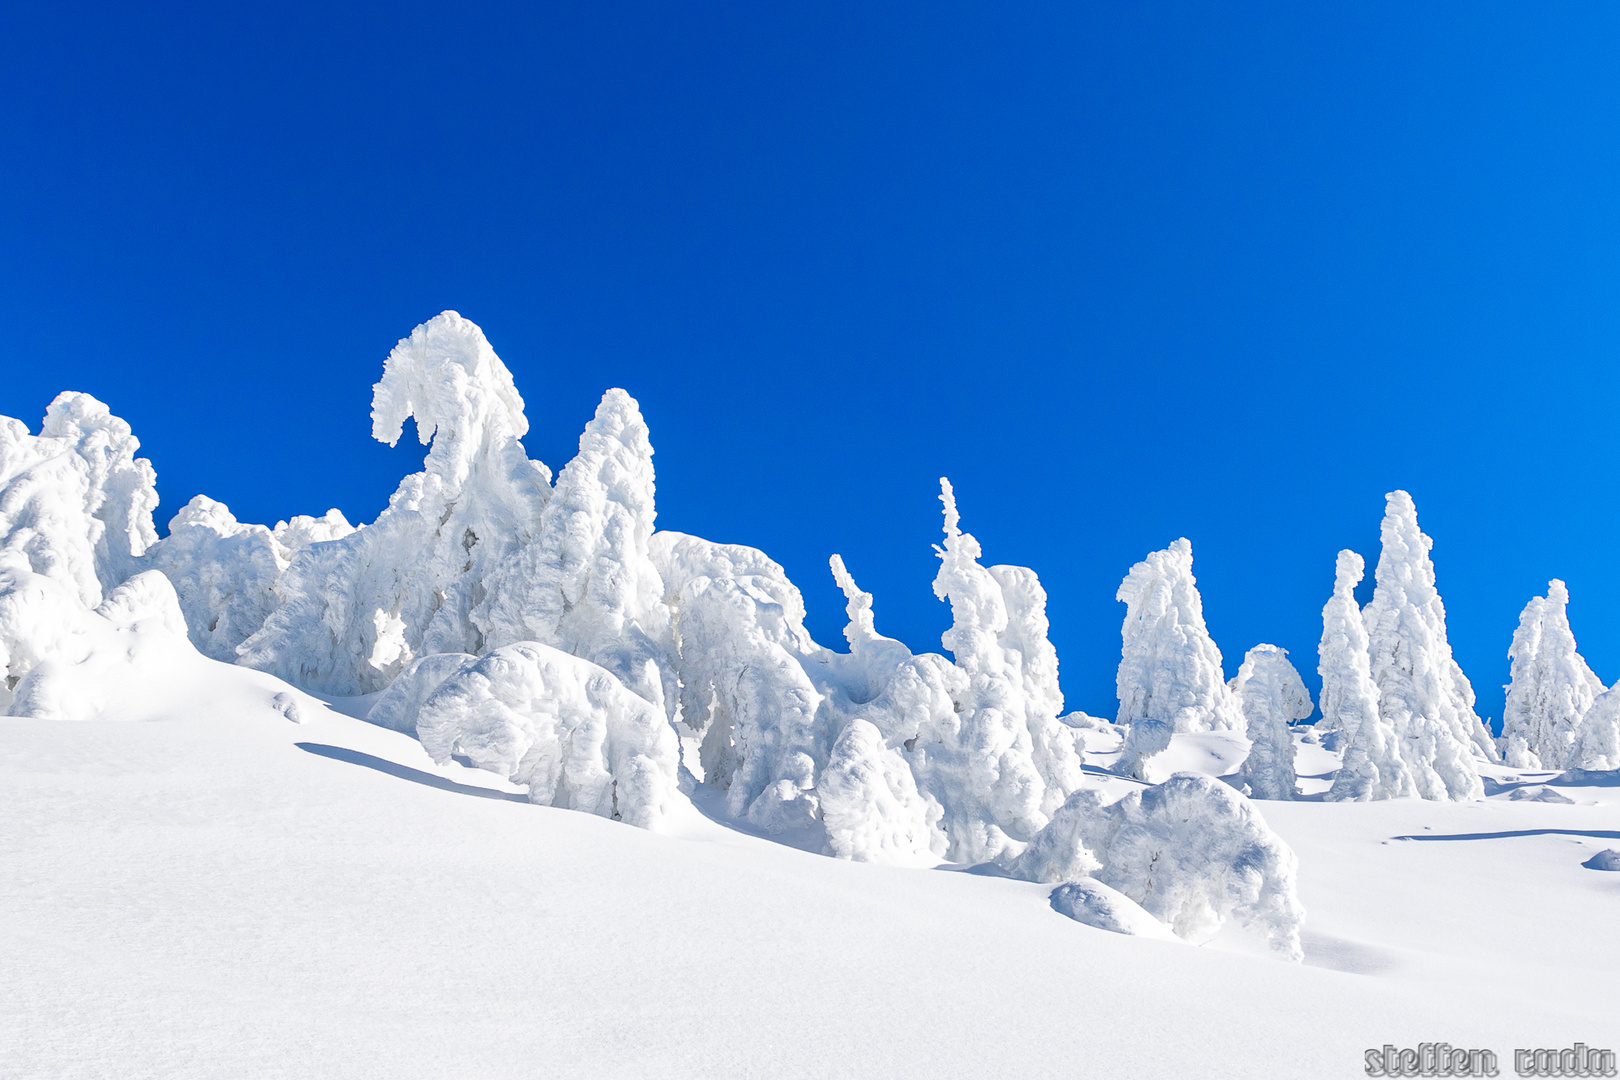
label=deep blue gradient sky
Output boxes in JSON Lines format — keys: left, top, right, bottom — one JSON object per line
{"left": 4, "top": 3, "right": 1619, "bottom": 725}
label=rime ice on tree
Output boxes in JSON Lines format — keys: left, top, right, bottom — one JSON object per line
{"left": 1231, "top": 644, "right": 1312, "bottom": 800}
{"left": 239, "top": 312, "right": 553, "bottom": 693}
{"left": 1500, "top": 580, "right": 1604, "bottom": 770}
{"left": 1114, "top": 538, "right": 1243, "bottom": 733}
{"left": 1361, "top": 490, "right": 1490, "bottom": 801}
{"left": 1319, "top": 551, "right": 1406, "bottom": 802}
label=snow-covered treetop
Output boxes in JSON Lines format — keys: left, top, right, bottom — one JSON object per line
{"left": 1115, "top": 538, "right": 1243, "bottom": 731}
{"left": 932, "top": 477, "right": 1007, "bottom": 665}
{"left": 370, "top": 311, "right": 531, "bottom": 491}
{"left": 830, "top": 553, "right": 878, "bottom": 647}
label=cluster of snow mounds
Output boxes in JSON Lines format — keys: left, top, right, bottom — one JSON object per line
{"left": 1359, "top": 491, "right": 1492, "bottom": 801}
{"left": 415, "top": 642, "right": 681, "bottom": 829}
{"left": 1230, "top": 645, "right": 1312, "bottom": 801}
{"left": 1015, "top": 775, "right": 1305, "bottom": 961}
{"left": 1115, "top": 539, "right": 1245, "bottom": 734}
{"left": 239, "top": 312, "right": 554, "bottom": 693}
{"left": 1500, "top": 580, "right": 1606, "bottom": 771}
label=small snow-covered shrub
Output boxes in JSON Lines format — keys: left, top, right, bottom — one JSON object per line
{"left": 1015, "top": 774, "right": 1305, "bottom": 961}
{"left": 415, "top": 641, "right": 680, "bottom": 829}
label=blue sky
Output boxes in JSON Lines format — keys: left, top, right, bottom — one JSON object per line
{"left": 4, "top": 2, "right": 1619, "bottom": 724}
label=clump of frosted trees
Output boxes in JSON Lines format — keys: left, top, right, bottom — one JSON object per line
{"left": 10, "top": 309, "right": 1614, "bottom": 959}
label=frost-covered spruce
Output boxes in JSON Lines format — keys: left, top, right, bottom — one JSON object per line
{"left": 914, "top": 479, "right": 1083, "bottom": 862}
{"left": 415, "top": 641, "right": 680, "bottom": 829}
{"left": 1319, "top": 551, "right": 1408, "bottom": 802}
{"left": 0, "top": 392, "right": 158, "bottom": 608}
{"left": 1361, "top": 491, "right": 1489, "bottom": 800}
{"left": 653, "top": 531, "right": 829, "bottom": 832}
{"left": 1115, "top": 538, "right": 1244, "bottom": 733}
{"left": 473, "top": 387, "right": 673, "bottom": 717}
{"left": 239, "top": 312, "right": 552, "bottom": 693}
{"left": 1231, "top": 644, "right": 1312, "bottom": 800}
{"left": 1572, "top": 685, "right": 1620, "bottom": 771}
{"left": 144, "top": 496, "right": 285, "bottom": 661}
{"left": 1500, "top": 580, "right": 1604, "bottom": 771}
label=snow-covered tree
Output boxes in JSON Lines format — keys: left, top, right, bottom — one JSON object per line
{"left": 0, "top": 393, "right": 158, "bottom": 608}
{"left": 239, "top": 312, "right": 553, "bottom": 693}
{"left": 1319, "top": 550, "right": 1407, "bottom": 802}
{"left": 145, "top": 496, "right": 284, "bottom": 661}
{"left": 1115, "top": 538, "right": 1244, "bottom": 733}
{"left": 1361, "top": 490, "right": 1489, "bottom": 800}
{"left": 415, "top": 641, "right": 680, "bottom": 829}
{"left": 1500, "top": 580, "right": 1604, "bottom": 770}
{"left": 1231, "top": 644, "right": 1312, "bottom": 800}
{"left": 1572, "top": 685, "right": 1620, "bottom": 771}
{"left": 474, "top": 387, "right": 673, "bottom": 716}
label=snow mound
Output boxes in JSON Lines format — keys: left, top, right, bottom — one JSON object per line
{"left": 1, "top": 566, "right": 196, "bottom": 720}
{"left": 415, "top": 641, "right": 681, "bottom": 829}
{"left": 1049, "top": 878, "right": 1181, "bottom": 940}
{"left": 1507, "top": 785, "right": 1574, "bottom": 804}
{"left": 1582, "top": 849, "right": 1620, "bottom": 871}
{"left": 1015, "top": 774, "right": 1305, "bottom": 960}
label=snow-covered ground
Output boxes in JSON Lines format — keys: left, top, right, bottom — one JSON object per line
{"left": 4, "top": 660, "right": 1616, "bottom": 1079}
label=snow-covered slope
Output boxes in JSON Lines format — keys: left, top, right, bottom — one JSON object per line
{"left": 4, "top": 672, "right": 1617, "bottom": 1079}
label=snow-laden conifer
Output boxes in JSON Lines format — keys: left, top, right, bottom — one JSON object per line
{"left": 474, "top": 387, "right": 674, "bottom": 716}
{"left": 146, "top": 496, "right": 284, "bottom": 661}
{"left": 239, "top": 312, "right": 552, "bottom": 693}
{"left": 1115, "top": 538, "right": 1244, "bottom": 733}
{"left": 1231, "top": 644, "right": 1312, "bottom": 800}
{"left": 1572, "top": 685, "right": 1620, "bottom": 771}
{"left": 1361, "top": 491, "right": 1489, "bottom": 800}
{"left": 1319, "top": 551, "right": 1408, "bottom": 802}
{"left": 1500, "top": 580, "right": 1604, "bottom": 770}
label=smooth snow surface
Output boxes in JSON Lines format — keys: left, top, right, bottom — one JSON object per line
{"left": 5, "top": 681, "right": 1616, "bottom": 1078}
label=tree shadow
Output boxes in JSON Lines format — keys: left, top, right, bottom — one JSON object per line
{"left": 295, "top": 742, "right": 529, "bottom": 804}
{"left": 1393, "top": 828, "right": 1620, "bottom": 843}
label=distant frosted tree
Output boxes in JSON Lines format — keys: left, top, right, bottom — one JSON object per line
{"left": 1231, "top": 644, "right": 1312, "bottom": 800}
{"left": 1573, "top": 685, "right": 1620, "bottom": 771}
{"left": 1361, "top": 490, "right": 1488, "bottom": 801}
{"left": 1500, "top": 580, "right": 1604, "bottom": 770}
{"left": 1115, "top": 538, "right": 1244, "bottom": 732}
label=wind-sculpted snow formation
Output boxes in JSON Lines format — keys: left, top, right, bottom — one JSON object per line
{"left": 1500, "top": 580, "right": 1604, "bottom": 771}
{"left": 239, "top": 312, "right": 554, "bottom": 693}
{"left": 1230, "top": 645, "right": 1312, "bottom": 800}
{"left": 1360, "top": 491, "right": 1491, "bottom": 800}
{"left": 1115, "top": 538, "right": 1244, "bottom": 733}
{"left": 0, "top": 310, "right": 1316, "bottom": 957}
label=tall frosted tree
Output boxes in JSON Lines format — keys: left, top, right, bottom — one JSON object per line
{"left": 1231, "top": 644, "right": 1312, "bottom": 800}
{"left": 1361, "top": 490, "right": 1489, "bottom": 801}
{"left": 1115, "top": 538, "right": 1244, "bottom": 732}
{"left": 1500, "top": 580, "right": 1604, "bottom": 770}
{"left": 1320, "top": 550, "right": 1406, "bottom": 801}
